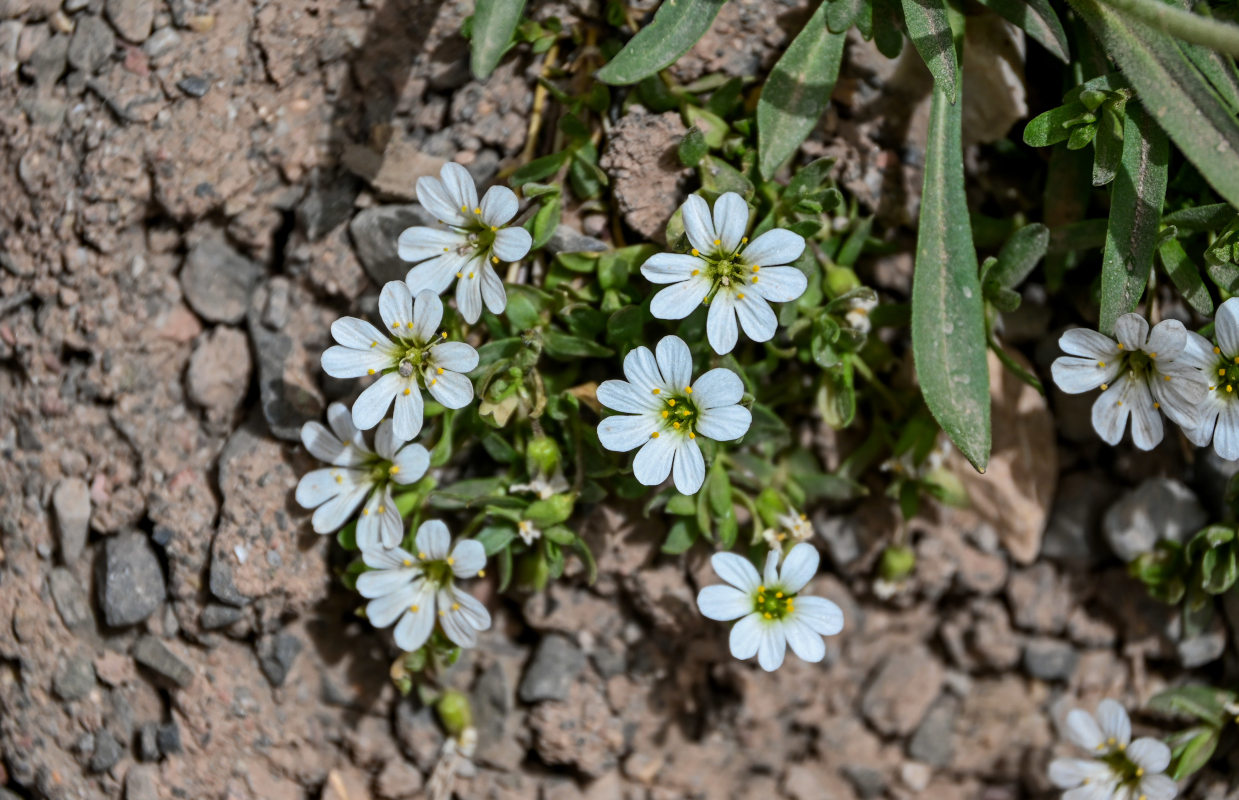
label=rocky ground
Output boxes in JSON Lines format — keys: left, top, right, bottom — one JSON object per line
{"left": 1, "top": 0, "right": 1238, "bottom": 798}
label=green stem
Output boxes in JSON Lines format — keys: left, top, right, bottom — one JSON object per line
{"left": 988, "top": 335, "right": 1045, "bottom": 394}
{"left": 851, "top": 357, "right": 901, "bottom": 413}
{"left": 1096, "top": 0, "right": 1239, "bottom": 56}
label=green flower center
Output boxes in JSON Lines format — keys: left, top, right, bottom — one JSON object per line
{"left": 651, "top": 389, "right": 700, "bottom": 438}
{"left": 1211, "top": 350, "right": 1239, "bottom": 397}
{"left": 1098, "top": 744, "right": 1147, "bottom": 788}
{"left": 419, "top": 557, "right": 454, "bottom": 589}
{"left": 752, "top": 584, "right": 796, "bottom": 621}
{"left": 694, "top": 238, "right": 759, "bottom": 303}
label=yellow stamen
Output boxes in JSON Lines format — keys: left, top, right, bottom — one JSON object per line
{"left": 741, "top": 236, "right": 748, "bottom": 244}
{"left": 650, "top": 432, "right": 659, "bottom": 439}
{"left": 652, "top": 388, "right": 661, "bottom": 395}
{"left": 752, "top": 276, "right": 759, "bottom": 283}
{"left": 1163, "top": 375, "right": 1171, "bottom": 381}
{"left": 1117, "top": 343, "right": 1124, "bottom": 350}
{"left": 370, "top": 341, "right": 377, "bottom": 348}
{"left": 431, "top": 379, "right": 437, "bottom": 386}
{"left": 1153, "top": 402, "right": 1160, "bottom": 409}
{"left": 403, "top": 388, "right": 411, "bottom": 395}
{"left": 473, "top": 207, "right": 481, "bottom": 214}
{"left": 468, "top": 272, "right": 475, "bottom": 279}
{"left": 737, "top": 293, "right": 745, "bottom": 299}
{"left": 418, "top": 552, "right": 426, "bottom": 559}
{"left": 1116, "top": 400, "right": 1123, "bottom": 406}
{"left": 1097, "top": 361, "right": 1105, "bottom": 367}
{"left": 662, "top": 410, "right": 669, "bottom": 418}
{"left": 390, "top": 465, "right": 400, "bottom": 474}
{"left": 490, "top": 226, "right": 497, "bottom": 232}
{"left": 410, "top": 604, "right": 419, "bottom": 612}
{"left": 447, "top": 557, "right": 455, "bottom": 565}
{"left": 402, "top": 559, "right": 412, "bottom": 566}
{"left": 368, "top": 369, "right": 376, "bottom": 376}
{"left": 451, "top": 602, "right": 460, "bottom": 611}
{"left": 668, "top": 398, "right": 676, "bottom": 406}
{"left": 455, "top": 271, "right": 463, "bottom": 278}
{"left": 362, "top": 509, "right": 370, "bottom": 516}
{"left": 491, "top": 256, "right": 499, "bottom": 264}
{"left": 436, "top": 367, "right": 444, "bottom": 374}
{"left": 1149, "top": 352, "right": 1157, "bottom": 358}
{"left": 685, "top": 386, "right": 692, "bottom": 394}
{"left": 776, "top": 592, "right": 783, "bottom": 598}
{"left": 391, "top": 322, "right": 399, "bottom": 329}
{"left": 673, "top": 422, "right": 681, "bottom": 429}
{"left": 764, "top": 612, "right": 772, "bottom": 619}
{"left": 688, "top": 432, "right": 695, "bottom": 439}
{"left": 752, "top": 265, "right": 760, "bottom": 272}
{"left": 440, "top": 332, "right": 447, "bottom": 339}
{"left": 713, "top": 238, "right": 721, "bottom": 246}
{"left": 691, "top": 248, "right": 699, "bottom": 256}
{"left": 691, "top": 269, "right": 700, "bottom": 276}
{"left": 478, "top": 570, "right": 485, "bottom": 577}
{"left": 334, "top": 475, "right": 343, "bottom": 484}
{"left": 1215, "top": 346, "right": 1222, "bottom": 354}
{"left": 377, "top": 506, "right": 386, "bottom": 513}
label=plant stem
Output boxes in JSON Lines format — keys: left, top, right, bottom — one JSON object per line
{"left": 1096, "top": 0, "right": 1239, "bottom": 56}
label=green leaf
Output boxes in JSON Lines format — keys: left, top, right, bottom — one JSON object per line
{"left": 595, "top": 0, "right": 726, "bottom": 85}
{"left": 826, "top": 0, "right": 865, "bottom": 32}
{"left": 974, "top": 0, "right": 1070, "bottom": 63}
{"left": 1158, "top": 238, "right": 1214, "bottom": 316}
{"left": 665, "top": 492, "right": 696, "bottom": 515}
{"left": 705, "top": 460, "right": 731, "bottom": 517}
{"left": 1171, "top": 727, "right": 1220, "bottom": 780}
{"left": 987, "top": 223, "right": 1050, "bottom": 290}
{"left": 470, "top": 0, "right": 527, "bottom": 79}
{"left": 1149, "top": 684, "right": 1236, "bottom": 728}
{"left": 1098, "top": 105, "right": 1168, "bottom": 335}
{"left": 901, "top": 0, "right": 959, "bottom": 102}
{"left": 699, "top": 154, "right": 755, "bottom": 198}
{"left": 1070, "top": 0, "right": 1239, "bottom": 208}
{"left": 678, "top": 126, "right": 708, "bottom": 167}
{"left": 542, "top": 330, "right": 614, "bottom": 359}
{"left": 755, "top": 0, "right": 846, "bottom": 178}
{"left": 1091, "top": 98, "right": 1128, "bottom": 187}
{"left": 816, "top": 361, "right": 857, "bottom": 428}
{"left": 661, "top": 518, "right": 698, "bottom": 554}
{"left": 684, "top": 105, "right": 729, "bottom": 148}
{"left": 911, "top": 68, "right": 990, "bottom": 472}
{"left": 525, "top": 495, "right": 575, "bottom": 527}
{"left": 511, "top": 151, "right": 571, "bottom": 186}
{"left": 1023, "top": 103, "right": 1091, "bottom": 148}
{"left": 475, "top": 525, "right": 517, "bottom": 556}
{"left": 1162, "top": 203, "right": 1234, "bottom": 232}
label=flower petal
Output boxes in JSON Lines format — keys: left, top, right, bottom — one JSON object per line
{"left": 697, "top": 585, "right": 751, "bottom": 621}
{"left": 729, "top": 613, "right": 763, "bottom": 660}
{"left": 365, "top": 583, "right": 419, "bottom": 628}
{"left": 1146, "top": 318, "right": 1188, "bottom": 358}
{"left": 440, "top": 162, "right": 479, "bottom": 216}
{"left": 430, "top": 341, "right": 479, "bottom": 373}
{"left": 1059, "top": 327, "right": 1121, "bottom": 360}
{"left": 437, "top": 588, "right": 480, "bottom": 647}
{"left": 427, "top": 369, "right": 474, "bottom": 409}
{"left": 757, "top": 625, "right": 787, "bottom": 671}
{"left": 1096, "top": 700, "right": 1130, "bottom": 745}
{"left": 480, "top": 184, "right": 519, "bottom": 227}
{"left": 449, "top": 538, "right": 486, "bottom": 577}
{"left": 642, "top": 253, "right": 707, "bottom": 284}
{"left": 302, "top": 421, "right": 346, "bottom": 465}
{"left": 1064, "top": 708, "right": 1105, "bottom": 751}
{"left": 416, "top": 174, "right": 468, "bottom": 226}
{"left": 492, "top": 226, "right": 531, "bottom": 262}
{"left": 1052, "top": 356, "right": 1118, "bottom": 394}
{"left": 479, "top": 263, "right": 508, "bottom": 314}
{"left": 1113, "top": 313, "right": 1150, "bottom": 350}
{"left": 296, "top": 467, "right": 344, "bottom": 509}
{"left": 1137, "top": 774, "right": 1178, "bottom": 800}
{"left": 310, "top": 480, "right": 369, "bottom": 533}
{"left": 397, "top": 226, "right": 468, "bottom": 263}
{"left": 597, "top": 414, "right": 659, "bottom": 452}
{"left": 792, "top": 596, "right": 844, "bottom": 636}
{"left": 1090, "top": 374, "right": 1134, "bottom": 446}
{"left": 695, "top": 404, "right": 751, "bottom": 442}
{"left": 361, "top": 545, "right": 418, "bottom": 570}
{"left": 1128, "top": 379, "right": 1164, "bottom": 451}
{"left": 379, "top": 280, "right": 415, "bottom": 333}
{"left": 1047, "top": 758, "right": 1110, "bottom": 789}
{"left": 352, "top": 372, "right": 403, "bottom": 430}
{"left": 411, "top": 291, "right": 443, "bottom": 342}
{"left": 1215, "top": 401, "right": 1239, "bottom": 460}
{"left": 743, "top": 228, "right": 805, "bottom": 267}
{"left": 1183, "top": 403, "right": 1220, "bottom": 448}
{"left": 656, "top": 335, "right": 693, "bottom": 391}
{"left": 706, "top": 291, "right": 739, "bottom": 355}
{"left": 455, "top": 266, "right": 484, "bottom": 324}
{"left": 1126, "top": 738, "right": 1169, "bottom": 773}
{"left": 681, "top": 194, "right": 717, "bottom": 253}
{"left": 391, "top": 443, "right": 430, "bottom": 484}
{"left": 326, "top": 402, "right": 364, "bottom": 449}
{"left": 650, "top": 277, "right": 710, "bottom": 320}
{"left": 415, "top": 519, "right": 451, "bottom": 560}
{"left": 356, "top": 565, "right": 417, "bottom": 599}
{"left": 322, "top": 345, "right": 392, "bottom": 379}
{"left": 391, "top": 380, "right": 425, "bottom": 442}
{"left": 374, "top": 419, "right": 398, "bottom": 461}
{"left": 749, "top": 265, "right": 807, "bottom": 303}
{"left": 691, "top": 368, "right": 744, "bottom": 409}
{"left": 672, "top": 436, "right": 705, "bottom": 495}
{"left": 406, "top": 253, "right": 466, "bottom": 296}
{"left": 711, "top": 552, "right": 761, "bottom": 592}
{"left": 763, "top": 549, "right": 780, "bottom": 586}
{"left": 332, "top": 316, "right": 394, "bottom": 351}
{"left": 597, "top": 379, "right": 661, "bottom": 414}
{"left": 778, "top": 542, "right": 820, "bottom": 592}
{"left": 622, "top": 345, "right": 665, "bottom": 393}
{"left": 632, "top": 433, "right": 677, "bottom": 487}
{"left": 1063, "top": 780, "right": 1119, "bottom": 800}
{"left": 735, "top": 292, "right": 777, "bottom": 343}
{"left": 1218, "top": 296, "right": 1239, "bottom": 357}
{"left": 393, "top": 598, "right": 435, "bottom": 652}
{"left": 783, "top": 618, "right": 825, "bottom": 663}
{"left": 712, "top": 192, "right": 749, "bottom": 252}
{"left": 448, "top": 585, "right": 492, "bottom": 632}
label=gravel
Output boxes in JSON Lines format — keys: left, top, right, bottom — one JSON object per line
{"left": 349, "top": 204, "right": 436, "bottom": 286}
{"left": 256, "top": 632, "right": 302, "bottom": 687}
{"left": 180, "top": 232, "right": 265, "bottom": 325}
{"left": 1102, "top": 478, "right": 1207, "bottom": 562}
{"left": 518, "top": 634, "right": 585, "bottom": 704}
{"left": 51, "top": 477, "right": 90, "bottom": 564}
{"left": 48, "top": 567, "right": 93, "bottom": 631}
{"left": 67, "top": 15, "right": 114, "bottom": 73}
{"left": 98, "top": 532, "right": 166, "bottom": 627}
{"left": 132, "top": 635, "right": 193, "bottom": 687}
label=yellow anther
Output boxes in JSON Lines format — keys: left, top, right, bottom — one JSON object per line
{"left": 1163, "top": 375, "right": 1171, "bottom": 381}
{"left": 758, "top": 595, "right": 766, "bottom": 602}
{"left": 406, "top": 321, "right": 414, "bottom": 328}
{"left": 468, "top": 272, "right": 475, "bottom": 279}
{"left": 402, "top": 559, "right": 412, "bottom": 566}
{"left": 668, "top": 398, "right": 676, "bottom": 407}
{"left": 1116, "top": 400, "right": 1123, "bottom": 406}
{"left": 431, "top": 379, "right": 437, "bottom": 386}
{"left": 776, "top": 592, "right": 783, "bottom": 598}
{"left": 1154, "top": 402, "right": 1160, "bottom": 409}
{"left": 737, "top": 293, "right": 745, "bottom": 299}
{"left": 368, "top": 369, "right": 376, "bottom": 376}
{"left": 1098, "top": 361, "right": 1105, "bottom": 367}
{"left": 377, "top": 506, "right": 386, "bottom": 513}
{"left": 478, "top": 569, "right": 486, "bottom": 577}
{"left": 440, "top": 332, "right": 447, "bottom": 338}
{"left": 1150, "top": 352, "right": 1157, "bottom": 358}
{"left": 439, "top": 610, "right": 445, "bottom": 616}
{"left": 403, "top": 388, "right": 411, "bottom": 395}
{"left": 1222, "top": 368, "right": 1228, "bottom": 376}
{"left": 334, "top": 475, "right": 343, "bottom": 484}
{"left": 691, "top": 248, "right": 699, "bottom": 256}
{"left": 418, "top": 552, "right": 426, "bottom": 559}
{"left": 452, "top": 603, "right": 460, "bottom": 611}
{"left": 460, "top": 204, "right": 467, "bottom": 211}
{"left": 684, "top": 386, "right": 692, "bottom": 394}
{"left": 1117, "top": 343, "right": 1124, "bottom": 350}
{"left": 447, "top": 557, "right": 455, "bottom": 565}
{"left": 652, "top": 388, "right": 661, "bottom": 394}
{"left": 689, "top": 432, "right": 695, "bottom": 439}
{"left": 650, "top": 432, "right": 659, "bottom": 439}
{"left": 662, "top": 410, "right": 669, "bottom": 418}
{"left": 1229, "top": 385, "right": 1234, "bottom": 393}
{"left": 1233, "top": 356, "right": 1238, "bottom": 364}
{"left": 764, "top": 612, "right": 772, "bottom": 619}
{"left": 436, "top": 367, "right": 444, "bottom": 374}
{"left": 752, "top": 265, "right": 760, "bottom": 272}
{"left": 1216, "top": 346, "right": 1222, "bottom": 354}
{"left": 752, "top": 276, "right": 759, "bottom": 284}
{"left": 741, "top": 236, "right": 748, "bottom": 244}
{"left": 362, "top": 509, "right": 370, "bottom": 516}
{"left": 1135, "top": 768, "right": 1144, "bottom": 777}
{"left": 410, "top": 604, "right": 419, "bottom": 612}
{"left": 473, "top": 207, "right": 481, "bottom": 214}
{"left": 673, "top": 422, "right": 681, "bottom": 429}
{"left": 691, "top": 269, "right": 700, "bottom": 276}
{"left": 759, "top": 586, "right": 765, "bottom": 592}
{"left": 713, "top": 238, "right": 721, "bottom": 246}
{"left": 491, "top": 257, "right": 499, "bottom": 264}
{"left": 490, "top": 226, "right": 497, "bottom": 232}
{"left": 390, "top": 465, "right": 400, "bottom": 474}
{"left": 370, "top": 341, "right": 378, "bottom": 348}
{"left": 456, "top": 271, "right": 463, "bottom": 278}
{"left": 443, "top": 247, "right": 449, "bottom": 252}
{"left": 391, "top": 322, "right": 399, "bottom": 329}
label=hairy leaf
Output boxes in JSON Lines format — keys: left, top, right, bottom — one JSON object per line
{"left": 975, "top": 0, "right": 1070, "bottom": 63}
{"left": 596, "top": 0, "right": 726, "bottom": 85}
{"left": 470, "top": 0, "right": 526, "bottom": 79}
{"left": 1158, "top": 238, "right": 1214, "bottom": 316}
{"left": 901, "top": 0, "right": 959, "bottom": 101}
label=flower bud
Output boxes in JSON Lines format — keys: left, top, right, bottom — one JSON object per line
{"left": 526, "top": 434, "right": 562, "bottom": 476}
{"left": 825, "top": 266, "right": 861, "bottom": 297}
{"left": 878, "top": 545, "right": 916, "bottom": 582}
{"left": 436, "top": 689, "right": 473, "bottom": 737}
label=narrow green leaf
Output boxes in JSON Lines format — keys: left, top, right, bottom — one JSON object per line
{"left": 1162, "top": 203, "right": 1234, "bottom": 232}
{"left": 511, "top": 151, "right": 571, "bottom": 186}
{"left": 678, "top": 126, "right": 708, "bottom": 167}
{"left": 974, "top": 0, "right": 1070, "bottom": 63}
{"left": 595, "top": 0, "right": 726, "bottom": 86}
{"left": 911, "top": 76, "right": 991, "bottom": 471}
{"left": 470, "top": 0, "right": 527, "bottom": 79}
{"left": 1171, "top": 727, "right": 1220, "bottom": 780}
{"left": 901, "top": 0, "right": 959, "bottom": 102}
{"left": 1158, "top": 238, "right": 1214, "bottom": 316}
{"left": 1091, "top": 100, "right": 1127, "bottom": 187}
{"left": 756, "top": 1, "right": 846, "bottom": 179}
{"left": 1098, "top": 105, "right": 1168, "bottom": 335}
{"left": 826, "top": 0, "right": 865, "bottom": 33}
{"left": 988, "top": 223, "right": 1050, "bottom": 289}
{"left": 1070, "top": 0, "right": 1239, "bottom": 208}
{"left": 1023, "top": 101, "right": 1091, "bottom": 147}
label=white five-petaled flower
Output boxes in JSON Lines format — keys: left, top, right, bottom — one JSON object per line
{"left": 397, "top": 162, "right": 532, "bottom": 324}
{"left": 355, "top": 520, "right": 492, "bottom": 651}
{"left": 596, "top": 335, "right": 752, "bottom": 495}
{"left": 322, "top": 283, "right": 479, "bottom": 442}
{"left": 696, "top": 543, "right": 844, "bottom": 672}
{"left": 1050, "top": 313, "right": 1207, "bottom": 450}
{"left": 762, "top": 508, "right": 813, "bottom": 549}
{"left": 509, "top": 470, "right": 570, "bottom": 500}
{"left": 642, "top": 192, "right": 807, "bottom": 355}
{"left": 295, "top": 404, "right": 430, "bottom": 551}
{"left": 1181, "top": 297, "right": 1239, "bottom": 460}
{"left": 1048, "top": 699, "right": 1177, "bottom": 800}
{"left": 516, "top": 520, "right": 541, "bottom": 546}
{"left": 843, "top": 293, "right": 877, "bottom": 335}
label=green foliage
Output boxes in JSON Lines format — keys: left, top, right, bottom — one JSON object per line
{"left": 469, "top": 0, "right": 527, "bottom": 79}
{"left": 1150, "top": 684, "right": 1238, "bottom": 779}
{"left": 900, "top": 0, "right": 959, "bottom": 101}
{"left": 595, "top": 0, "right": 727, "bottom": 85}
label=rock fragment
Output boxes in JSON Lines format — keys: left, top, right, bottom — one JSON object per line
{"left": 49, "top": 567, "right": 93, "bottom": 630}
{"left": 349, "top": 204, "right": 436, "bottom": 287}
{"left": 1102, "top": 478, "right": 1207, "bottom": 562}
{"left": 89, "top": 729, "right": 124, "bottom": 772}
{"left": 256, "top": 632, "right": 302, "bottom": 687}
{"left": 519, "top": 634, "right": 585, "bottom": 703}
{"left": 860, "top": 646, "right": 944, "bottom": 736}
{"left": 51, "top": 476, "right": 91, "bottom": 564}
{"left": 133, "top": 635, "right": 193, "bottom": 687}
{"left": 52, "top": 655, "right": 96, "bottom": 700}
{"left": 599, "top": 109, "right": 691, "bottom": 243}
{"left": 106, "top": 0, "right": 154, "bottom": 43}
{"left": 180, "top": 232, "right": 264, "bottom": 325}
{"left": 98, "top": 532, "right": 166, "bottom": 626}
{"left": 1022, "top": 637, "right": 1079, "bottom": 681}
{"left": 186, "top": 325, "right": 251, "bottom": 422}
{"left": 67, "top": 15, "right": 114, "bottom": 73}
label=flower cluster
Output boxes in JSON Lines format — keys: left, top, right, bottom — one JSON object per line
{"left": 1048, "top": 700, "right": 1177, "bottom": 800}
{"left": 294, "top": 163, "right": 838, "bottom": 673}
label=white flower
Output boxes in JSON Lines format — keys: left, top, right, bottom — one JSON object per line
{"left": 294, "top": 404, "right": 429, "bottom": 550}
{"left": 322, "top": 283, "right": 479, "bottom": 442}
{"left": 596, "top": 335, "right": 752, "bottom": 495}
{"left": 1048, "top": 699, "right": 1177, "bottom": 800}
{"left": 516, "top": 519, "right": 541, "bottom": 546}
{"left": 642, "top": 192, "right": 807, "bottom": 355}
{"left": 1050, "top": 313, "right": 1207, "bottom": 450}
{"left": 762, "top": 508, "right": 814, "bottom": 549}
{"left": 696, "top": 543, "right": 843, "bottom": 672}
{"left": 843, "top": 293, "right": 877, "bottom": 335}
{"left": 509, "top": 471, "right": 570, "bottom": 500}
{"left": 1181, "top": 297, "right": 1239, "bottom": 460}
{"left": 397, "top": 162, "right": 532, "bottom": 324}
{"left": 355, "top": 520, "right": 492, "bottom": 651}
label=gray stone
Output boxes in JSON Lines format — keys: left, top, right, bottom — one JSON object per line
{"left": 907, "top": 696, "right": 957, "bottom": 767}
{"left": 349, "top": 204, "right": 436, "bottom": 286}
{"left": 395, "top": 703, "right": 445, "bottom": 772}
{"left": 156, "top": 721, "right": 182, "bottom": 754}
{"left": 262, "top": 275, "right": 290, "bottom": 329}
{"left": 256, "top": 632, "right": 302, "bottom": 686}
{"left": 1178, "top": 622, "right": 1227, "bottom": 668}
{"left": 518, "top": 634, "right": 585, "bottom": 703}
{"left": 125, "top": 764, "right": 159, "bottom": 800}
{"left": 136, "top": 722, "right": 159, "bottom": 761}
{"left": 176, "top": 74, "right": 210, "bottom": 97}
{"left": 200, "top": 602, "right": 243, "bottom": 629}
{"left": 470, "top": 662, "right": 511, "bottom": 766}
{"left": 815, "top": 512, "right": 861, "bottom": 568}
{"left": 51, "top": 477, "right": 91, "bottom": 564}
{"left": 133, "top": 635, "right": 193, "bottom": 687}
{"left": 0, "top": 0, "right": 30, "bottom": 18}
{"left": 143, "top": 27, "right": 179, "bottom": 59}
{"left": 245, "top": 283, "right": 314, "bottom": 441}
{"left": 99, "top": 532, "right": 165, "bottom": 626}
{"left": 90, "top": 729, "right": 124, "bottom": 772}
{"left": 841, "top": 765, "right": 886, "bottom": 799}
{"left": 67, "top": 15, "right": 114, "bottom": 73}
{"left": 180, "top": 232, "right": 264, "bottom": 324}
{"left": 298, "top": 170, "right": 360, "bottom": 240}
{"left": 860, "top": 646, "right": 944, "bottom": 736}
{"left": 49, "top": 566, "right": 93, "bottom": 630}
{"left": 208, "top": 554, "right": 249, "bottom": 606}
{"left": 53, "top": 655, "right": 96, "bottom": 700}
{"left": 1102, "top": 478, "right": 1207, "bottom": 562}
{"left": 1042, "top": 471, "right": 1114, "bottom": 563}
{"left": 106, "top": 0, "right": 154, "bottom": 42}
{"left": 545, "top": 225, "right": 607, "bottom": 255}
{"left": 1022, "top": 637, "right": 1079, "bottom": 681}
{"left": 22, "top": 33, "right": 68, "bottom": 88}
